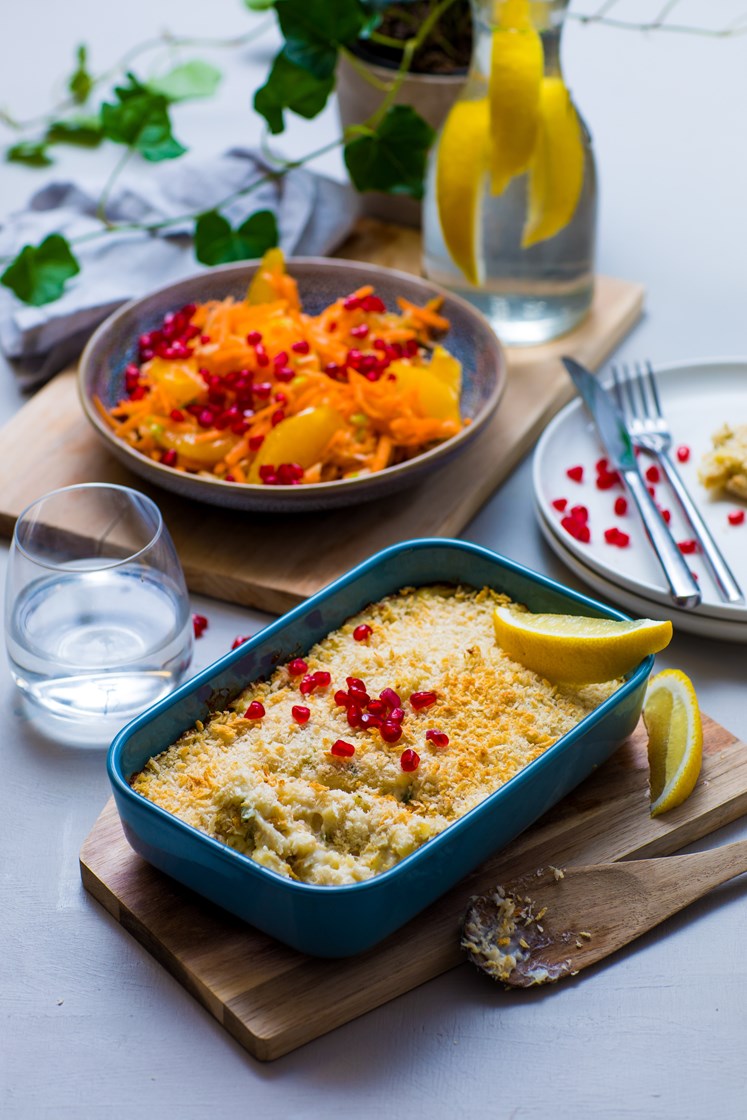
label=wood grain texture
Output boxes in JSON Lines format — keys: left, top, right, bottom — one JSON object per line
{"left": 0, "top": 222, "right": 644, "bottom": 613}
{"left": 80, "top": 713, "right": 747, "bottom": 1061}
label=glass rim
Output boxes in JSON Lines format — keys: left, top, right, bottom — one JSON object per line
{"left": 12, "top": 482, "right": 165, "bottom": 573}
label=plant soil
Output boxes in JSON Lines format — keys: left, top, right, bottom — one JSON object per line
{"left": 354, "top": 1, "right": 473, "bottom": 74}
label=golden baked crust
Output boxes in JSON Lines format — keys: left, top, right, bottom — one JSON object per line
{"left": 131, "top": 585, "right": 617, "bottom": 885}
{"left": 698, "top": 423, "right": 747, "bottom": 500}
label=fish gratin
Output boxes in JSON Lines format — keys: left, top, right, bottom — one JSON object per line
{"left": 131, "top": 585, "right": 618, "bottom": 885}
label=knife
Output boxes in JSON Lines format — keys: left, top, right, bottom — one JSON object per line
{"left": 561, "top": 357, "right": 701, "bottom": 609}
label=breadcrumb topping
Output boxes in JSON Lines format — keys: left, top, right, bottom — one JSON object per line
{"left": 131, "top": 585, "right": 617, "bottom": 885}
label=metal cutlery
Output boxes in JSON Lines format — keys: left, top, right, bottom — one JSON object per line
{"left": 562, "top": 357, "right": 701, "bottom": 609}
{"left": 611, "top": 360, "right": 743, "bottom": 605}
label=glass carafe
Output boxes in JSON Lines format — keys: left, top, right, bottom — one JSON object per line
{"left": 422, "top": 0, "right": 597, "bottom": 345}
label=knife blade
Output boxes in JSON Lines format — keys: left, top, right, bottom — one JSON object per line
{"left": 561, "top": 357, "right": 701, "bottom": 609}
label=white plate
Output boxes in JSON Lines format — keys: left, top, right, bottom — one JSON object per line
{"left": 533, "top": 358, "right": 747, "bottom": 624}
{"left": 536, "top": 502, "right": 747, "bottom": 643}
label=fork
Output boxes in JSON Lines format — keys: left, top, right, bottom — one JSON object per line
{"left": 611, "top": 360, "right": 744, "bottom": 605}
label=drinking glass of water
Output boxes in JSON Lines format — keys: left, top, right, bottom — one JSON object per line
{"left": 5, "top": 483, "right": 193, "bottom": 746}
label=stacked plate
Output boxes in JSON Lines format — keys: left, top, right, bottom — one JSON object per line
{"left": 532, "top": 359, "right": 747, "bottom": 642}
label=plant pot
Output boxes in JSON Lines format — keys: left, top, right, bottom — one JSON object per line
{"left": 336, "top": 52, "right": 466, "bottom": 228}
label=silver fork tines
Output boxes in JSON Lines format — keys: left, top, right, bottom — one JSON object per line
{"left": 611, "top": 361, "right": 744, "bottom": 604}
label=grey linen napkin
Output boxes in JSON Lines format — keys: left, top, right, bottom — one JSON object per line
{"left": 0, "top": 148, "right": 361, "bottom": 386}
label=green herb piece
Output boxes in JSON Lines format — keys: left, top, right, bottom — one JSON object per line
{"left": 1, "top": 234, "right": 80, "bottom": 306}
{"left": 68, "top": 44, "right": 93, "bottom": 105}
{"left": 276, "top": 0, "right": 369, "bottom": 79}
{"left": 46, "top": 117, "right": 104, "bottom": 148}
{"left": 6, "top": 141, "right": 52, "bottom": 167}
{"left": 147, "top": 61, "right": 222, "bottom": 103}
{"left": 194, "top": 209, "right": 278, "bottom": 266}
{"left": 101, "top": 74, "right": 186, "bottom": 161}
{"left": 254, "top": 50, "right": 334, "bottom": 135}
{"left": 344, "top": 105, "right": 435, "bottom": 199}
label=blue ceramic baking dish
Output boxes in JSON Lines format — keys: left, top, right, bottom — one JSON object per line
{"left": 108, "top": 538, "right": 653, "bottom": 958}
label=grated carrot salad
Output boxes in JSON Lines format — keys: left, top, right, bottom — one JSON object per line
{"left": 97, "top": 251, "right": 465, "bottom": 487}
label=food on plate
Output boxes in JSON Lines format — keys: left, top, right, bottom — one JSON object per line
{"left": 643, "top": 668, "right": 702, "bottom": 817}
{"left": 131, "top": 585, "right": 619, "bottom": 886}
{"left": 492, "top": 606, "right": 672, "bottom": 685}
{"left": 96, "top": 250, "right": 464, "bottom": 486}
{"left": 698, "top": 423, "right": 747, "bottom": 500}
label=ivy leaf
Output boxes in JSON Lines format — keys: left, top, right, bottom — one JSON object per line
{"left": 1, "top": 234, "right": 80, "bottom": 306}
{"left": 194, "top": 209, "right": 278, "bottom": 266}
{"left": 101, "top": 74, "right": 186, "bottom": 161}
{"left": 6, "top": 141, "right": 53, "bottom": 167}
{"left": 46, "top": 116, "right": 104, "bottom": 148}
{"left": 244, "top": 0, "right": 276, "bottom": 8}
{"left": 147, "top": 61, "right": 222, "bottom": 103}
{"left": 344, "top": 105, "right": 435, "bottom": 199}
{"left": 276, "top": 0, "right": 369, "bottom": 79}
{"left": 68, "top": 44, "right": 93, "bottom": 105}
{"left": 254, "top": 50, "right": 334, "bottom": 134}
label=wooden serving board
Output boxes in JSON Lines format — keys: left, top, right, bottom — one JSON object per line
{"left": 0, "top": 221, "right": 644, "bottom": 614}
{"left": 81, "top": 713, "right": 747, "bottom": 1061}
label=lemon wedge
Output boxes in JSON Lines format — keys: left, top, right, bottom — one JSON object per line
{"left": 522, "top": 76, "right": 584, "bottom": 248}
{"left": 488, "top": 1, "right": 544, "bottom": 195}
{"left": 493, "top": 606, "right": 673, "bottom": 684}
{"left": 643, "top": 669, "right": 703, "bottom": 817}
{"left": 435, "top": 98, "right": 490, "bottom": 285}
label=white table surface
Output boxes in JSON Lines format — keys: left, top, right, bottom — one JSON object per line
{"left": 2, "top": 3, "right": 747, "bottom": 1117}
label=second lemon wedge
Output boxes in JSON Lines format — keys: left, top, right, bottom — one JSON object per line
{"left": 643, "top": 669, "right": 703, "bottom": 817}
{"left": 493, "top": 606, "right": 673, "bottom": 684}
{"left": 522, "top": 76, "right": 585, "bottom": 248}
{"left": 488, "top": 1, "right": 544, "bottom": 195}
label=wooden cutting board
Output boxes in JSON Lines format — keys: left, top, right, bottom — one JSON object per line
{"left": 80, "top": 713, "right": 747, "bottom": 1061}
{"left": 0, "top": 221, "right": 644, "bottom": 614}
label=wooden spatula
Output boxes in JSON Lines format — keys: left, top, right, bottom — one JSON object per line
{"left": 462, "top": 839, "right": 747, "bottom": 987}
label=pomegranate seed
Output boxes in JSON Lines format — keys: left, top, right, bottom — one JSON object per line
{"left": 350, "top": 324, "right": 369, "bottom": 339}
{"left": 200, "top": 334, "right": 211, "bottom": 344}
{"left": 255, "top": 347, "right": 270, "bottom": 368}
{"left": 271, "top": 409, "right": 286, "bottom": 427}
{"left": 313, "top": 670, "right": 331, "bottom": 687}
{"left": 253, "top": 382, "right": 272, "bottom": 399}
{"left": 334, "top": 689, "right": 350, "bottom": 707}
{"left": 380, "top": 687, "right": 401, "bottom": 710}
{"left": 595, "top": 457, "right": 609, "bottom": 472}
{"left": 169, "top": 408, "right": 185, "bottom": 423}
{"left": 551, "top": 498, "right": 568, "bottom": 512}
{"left": 614, "top": 496, "right": 628, "bottom": 516}
{"left": 300, "top": 674, "right": 317, "bottom": 695}
{"left": 196, "top": 409, "right": 214, "bottom": 428}
{"left": 410, "top": 690, "right": 437, "bottom": 711}
{"left": 360, "top": 712, "right": 382, "bottom": 730}
{"left": 224, "top": 475, "right": 236, "bottom": 484}
{"left": 728, "top": 510, "right": 745, "bottom": 526}
{"left": 678, "top": 539, "right": 698, "bottom": 554}
{"left": 327, "top": 321, "right": 338, "bottom": 333}
{"left": 566, "top": 465, "right": 584, "bottom": 482}
{"left": 647, "top": 486, "right": 656, "bottom": 498}
{"left": 231, "top": 421, "right": 249, "bottom": 435}
{"left": 331, "top": 739, "right": 355, "bottom": 758}
{"left": 192, "top": 613, "right": 208, "bottom": 638}
{"left": 676, "top": 445, "right": 691, "bottom": 463}
{"left": 324, "top": 362, "right": 342, "bottom": 378}
{"left": 570, "top": 505, "right": 588, "bottom": 523}
{"left": 129, "top": 386, "right": 148, "bottom": 400}
{"left": 247, "top": 331, "right": 262, "bottom": 345}
{"left": 400, "top": 748, "right": 420, "bottom": 772}
{"left": 561, "top": 516, "right": 591, "bottom": 543}
{"left": 244, "top": 701, "right": 265, "bottom": 719}
{"left": 645, "top": 465, "right": 661, "bottom": 484}
{"left": 596, "top": 470, "right": 619, "bottom": 491}
{"left": 346, "top": 677, "right": 366, "bottom": 691}
{"left": 389, "top": 707, "right": 405, "bottom": 723}
{"left": 353, "top": 623, "right": 373, "bottom": 642}
{"left": 367, "top": 699, "right": 386, "bottom": 716}
{"left": 380, "top": 719, "right": 402, "bottom": 743}
{"left": 291, "top": 340, "right": 310, "bottom": 354}
{"left": 348, "top": 687, "right": 370, "bottom": 706}
{"left": 425, "top": 729, "right": 449, "bottom": 749}
{"left": 259, "top": 464, "right": 277, "bottom": 482}
{"left": 292, "top": 705, "right": 310, "bottom": 725}
{"left": 346, "top": 703, "right": 362, "bottom": 728}
{"left": 161, "top": 449, "right": 177, "bottom": 468}
{"left": 249, "top": 434, "right": 264, "bottom": 452}
{"left": 361, "top": 295, "right": 386, "bottom": 313}
{"left": 604, "top": 527, "right": 630, "bottom": 547}
{"left": 661, "top": 508, "right": 672, "bottom": 524}
{"left": 273, "top": 351, "right": 288, "bottom": 368}
{"left": 288, "top": 658, "right": 308, "bottom": 676}
{"left": 231, "top": 635, "right": 250, "bottom": 649}
{"left": 275, "top": 366, "right": 295, "bottom": 382}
